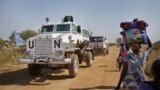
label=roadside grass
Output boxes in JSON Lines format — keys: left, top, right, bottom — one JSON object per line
{"left": 0, "top": 48, "right": 27, "bottom": 73}
{"left": 145, "top": 41, "right": 160, "bottom": 78}
{"left": 0, "top": 48, "right": 25, "bottom": 67}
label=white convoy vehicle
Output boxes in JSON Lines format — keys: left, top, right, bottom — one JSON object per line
{"left": 18, "top": 16, "right": 94, "bottom": 77}
{"left": 89, "top": 36, "right": 109, "bottom": 56}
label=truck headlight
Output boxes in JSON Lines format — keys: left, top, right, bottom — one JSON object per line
{"left": 26, "top": 51, "right": 33, "bottom": 56}
{"left": 55, "top": 51, "right": 63, "bottom": 57}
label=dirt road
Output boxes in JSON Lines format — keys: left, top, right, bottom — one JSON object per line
{"left": 0, "top": 46, "right": 121, "bottom": 90}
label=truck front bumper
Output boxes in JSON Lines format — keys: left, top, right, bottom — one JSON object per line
{"left": 17, "top": 56, "right": 71, "bottom": 64}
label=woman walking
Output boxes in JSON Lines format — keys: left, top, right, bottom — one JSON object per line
{"left": 115, "top": 19, "right": 152, "bottom": 90}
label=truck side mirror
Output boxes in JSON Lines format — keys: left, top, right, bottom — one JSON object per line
{"left": 90, "top": 32, "right": 93, "bottom": 36}
{"left": 77, "top": 26, "right": 81, "bottom": 33}
{"left": 38, "top": 28, "right": 41, "bottom": 33}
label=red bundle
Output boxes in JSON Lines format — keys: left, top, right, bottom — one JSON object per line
{"left": 120, "top": 20, "right": 148, "bottom": 31}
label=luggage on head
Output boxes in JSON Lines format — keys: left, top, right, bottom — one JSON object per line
{"left": 120, "top": 19, "right": 149, "bottom": 44}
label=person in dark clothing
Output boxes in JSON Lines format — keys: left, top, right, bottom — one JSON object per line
{"left": 139, "top": 59, "right": 160, "bottom": 90}
{"left": 116, "top": 31, "right": 128, "bottom": 70}
{"left": 116, "top": 43, "right": 127, "bottom": 70}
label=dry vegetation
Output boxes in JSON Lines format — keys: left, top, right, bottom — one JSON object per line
{"left": 145, "top": 41, "right": 160, "bottom": 78}
{"left": 0, "top": 48, "right": 26, "bottom": 73}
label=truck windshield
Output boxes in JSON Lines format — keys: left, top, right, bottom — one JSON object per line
{"left": 41, "top": 25, "right": 54, "bottom": 33}
{"left": 56, "top": 24, "right": 70, "bottom": 32}
{"left": 90, "top": 37, "right": 103, "bottom": 42}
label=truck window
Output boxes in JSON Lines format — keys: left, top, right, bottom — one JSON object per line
{"left": 56, "top": 24, "right": 70, "bottom": 32}
{"left": 77, "top": 26, "right": 81, "bottom": 33}
{"left": 98, "top": 37, "right": 103, "bottom": 42}
{"left": 41, "top": 25, "right": 54, "bottom": 33}
{"left": 82, "top": 29, "right": 89, "bottom": 37}
{"left": 90, "top": 37, "right": 103, "bottom": 42}
{"left": 72, "top": 24, "right": 78, "bottom": 34}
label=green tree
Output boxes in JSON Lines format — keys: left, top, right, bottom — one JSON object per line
{"left": 9, "top": 29, "right": 37, "bottom": 44}
{"left": 20, "top": 29, "right": 38, "bottom": 40}
{"left": 116, "top": 37, "right": 123, "bottom": 46}
{"left": 9, "top": 31, "right": 16, "bottom": 43}
{"left": 0, "top": 37, "right": 4, "bottom": 44}
{"left": 0, "top": 37, "right": 4, "bottom": 48}
{"left": 152, "top": 41, "right": 160, "bottom": 50}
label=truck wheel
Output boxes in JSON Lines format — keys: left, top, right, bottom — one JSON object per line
{"left": 103, "top": 49, "right": 106, "bottom": 56}
{"left": 28, "top": 64, "right": 42, "bottom": 76}
{"left": 106, "top": 50, "right": 109, "bottom": 54}
{"left": 68, "top": 54, "right": 79, "bottom": 77}
{"left": 86, "top": 51, "right": 93, "bottom": 67}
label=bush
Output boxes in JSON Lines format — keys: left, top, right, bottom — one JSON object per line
{"left": 152, "top": 41, "right": 160, "bottom": 50}
{"left": 145, "top": 41, "right": 160, "bottom": 78}
{"left": 0, "top": 38, "right": 5, "bottom": 49}
{"left": 0, "top": 48, "right": 25, "bottom": 66}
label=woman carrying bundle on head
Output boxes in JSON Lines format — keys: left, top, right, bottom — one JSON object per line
{"left": 115, "top": 18, "right": 152, "bottom": 90}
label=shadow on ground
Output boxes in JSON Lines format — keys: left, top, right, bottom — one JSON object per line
{"left": 0, "top": 68, "right": 70, "bottom": 86}
{"left": 69, "top": 85, "right": 118, "bottom": 90}
{"left": 104, "top": 69, "right": 119, "bottom": 72}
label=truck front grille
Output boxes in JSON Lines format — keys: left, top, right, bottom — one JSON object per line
{"left": 35, "top": 39, "right": 52, "bottom": 55}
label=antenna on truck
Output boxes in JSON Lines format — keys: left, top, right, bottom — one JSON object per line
{"left": 45, "top": 17, "right": 49, "bottom": 23}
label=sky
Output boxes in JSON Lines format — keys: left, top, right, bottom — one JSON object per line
{"left": 0, "top": 0, "right": 160, "bottom": 43}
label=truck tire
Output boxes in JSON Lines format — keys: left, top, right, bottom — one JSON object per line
{"left": 86, "top": 51, "right": 93, "bottom": 67}
{"left": 103, "top": 49, "right": 106, "bottom": 56}
{"left": 28, "top": 64, "right": 42, "bottom": 76}
{"left": 68, "top": 54, "right": 79, "bottom": 78}
{"left": 106, "top": 50, "right": 109, "bottom": 54}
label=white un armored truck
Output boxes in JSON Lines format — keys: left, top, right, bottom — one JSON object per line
{"left": 18, "top": 16, "right": 94, "bottom": 77}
